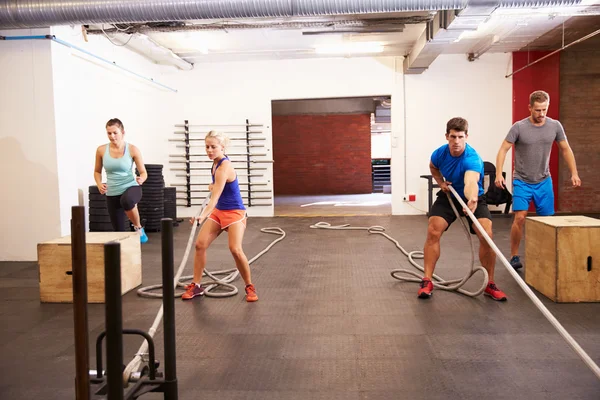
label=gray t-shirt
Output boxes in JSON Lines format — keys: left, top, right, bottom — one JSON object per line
{"left": 505, "top": 117, "right": 566, "bottom": 184}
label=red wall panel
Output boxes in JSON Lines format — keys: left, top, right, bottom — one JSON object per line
{"left": 512, "top": 51, "right": 561, "bottom": 211}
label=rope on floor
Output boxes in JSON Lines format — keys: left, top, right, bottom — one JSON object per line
{"left": 310, "top": 191, "right": 489, "bottom": 297}
{"left": 389, "top": 188, "right": 489, "bottom": 296}
{"left": 444, "top": 186, "right": 600, "bottom": 380}
{"left": 123, "top": 194, "right": 286, "bottom": 384}
{"left": 312, "top": 186, "right": 600, "bottom": 380}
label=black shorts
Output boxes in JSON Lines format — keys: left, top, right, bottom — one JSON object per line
{"left": 430, "top": 191, "right": 492, "bottom": 235}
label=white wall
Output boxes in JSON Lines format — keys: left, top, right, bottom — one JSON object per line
{"left": 0, "top": 28, "right": 61, "bottom": 261}
{"left": 372, "top": 132, "right": 392, "bottom": 159}
{"left": 159, "top": 56, "right": 404, "bottom": 217}
{"left": 404, "top": 53, "right": 513, "bottom": 214}
{"left": 160, "top": 53, "right": 512, "bottom": 216}
{"left": 49, "top": 26, "right": 176, "bottom": 235}
{"left": 0, "top": 26, "right": 176, "bottom": 260}
{"left": 0, "top": 27, "right": 513, "bottom": 260}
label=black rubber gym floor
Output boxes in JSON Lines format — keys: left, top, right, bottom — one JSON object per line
{"left": 1, "top": 215, "right": 599, "bottom": 399}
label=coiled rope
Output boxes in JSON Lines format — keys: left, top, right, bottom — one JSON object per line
{"left": 312, "top": 186, "right": 599, "bottom": 380}
{"left": 310, "top": 190, "right": 489, "bottom": 297}
{"left": 122, "top": 194, "right": 286, "bottom": 384}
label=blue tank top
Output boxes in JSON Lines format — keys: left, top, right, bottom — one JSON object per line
{"left": 212, "top": 156, "right": 245, "bottom": 210}
{"left": 103, "top": 143, "right": 138, "bottom": 196}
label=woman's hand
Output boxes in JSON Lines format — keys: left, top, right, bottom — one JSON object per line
{"left": 190, "top": 215, "right": 206, "bottom": 226}
{"left": 136, "top": 176, "right": 146, "bottom": 185}
{"left": 98, "top": 183, "right": 107, "bottom": 195}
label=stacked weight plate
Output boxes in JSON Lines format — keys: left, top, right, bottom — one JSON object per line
{"left": 163, "top": 186, "right": 178, "bottom": 226}
{"left": 88, "top": 185, "right": 129, "bottom": 231}
{"left": 138, "top": 164, "right": 165, "bottom": 232}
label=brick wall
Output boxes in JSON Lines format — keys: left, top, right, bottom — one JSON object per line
{"left": 559, "top": 38, "right": 600, "bottom": 212}
{"left": 272, "top": 114, "right": 372, "bottom": 195}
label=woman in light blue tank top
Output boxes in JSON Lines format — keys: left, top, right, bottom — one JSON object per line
{"left": 93, "top": 118, "right": 149, "bottom": 243}
{"left": 182, "top": 130, "right": 258, "bottom": 302}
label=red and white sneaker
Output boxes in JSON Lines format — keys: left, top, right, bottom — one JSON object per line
{"left": 417, "top": 278, "right": 434, "bottom": 299}
{"left": 182, "top": 282, "right": 205, "bottom": 300}
{"left": 245, "top": 284, "right": 258, "bottom": 302}
{"left": 484, "top": 281, "right": 507, "bottom": 301}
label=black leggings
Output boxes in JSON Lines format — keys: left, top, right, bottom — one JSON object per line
{"left": 106, "top": 186, "right": 143, "bottom": 231}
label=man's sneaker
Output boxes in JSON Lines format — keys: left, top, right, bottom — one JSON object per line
{"left": 182, "top": 283, "right": 204, "bottom": 300}
{"left": 245, "top": 284, "right": 258, "bottom": 302}
{"left": 417, "top": 278, "right": 434, "bottom": 299}
{"left": 484, "top": 281, "right": 507, "bottom": 301}
{"left": 509, "top": 255, "right": 522, "bottom": 270}
{"left": 136, "top": 226, "right": 148, "bottom": 244}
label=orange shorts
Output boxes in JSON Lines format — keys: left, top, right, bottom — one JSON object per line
{"left": 207, "top": 209, "right": 247, "bottom": 229}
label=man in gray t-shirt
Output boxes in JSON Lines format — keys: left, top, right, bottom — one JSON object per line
{"left": 495, "top": 90, "right": 581, "bottom": 270}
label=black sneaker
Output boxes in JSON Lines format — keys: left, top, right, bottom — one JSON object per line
{"left": 509, "top": 255, "right": 523, "bottom": 270}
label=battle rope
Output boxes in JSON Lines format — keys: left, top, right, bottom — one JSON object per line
{"left": 311, "top": 185, "right": 600, "bottom": 380}
{"left": 310, "top": 191, "right": 489, "bottom": 297}
{"left": 122, "top": 194, "right": 286, "bottom": 384}
{"left": 445, "top": 185, "right": 600, "bottom": 380}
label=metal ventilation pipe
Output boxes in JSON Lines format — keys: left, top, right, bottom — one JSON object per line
{"left": 0, "top": 0, "right": 584, "bottom": 30}
{"left": 0, "top": 0, "right": 468, "bottom": 29}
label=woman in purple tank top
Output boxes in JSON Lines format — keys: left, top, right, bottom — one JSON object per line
{"left": 182, "top": 130, "right": 258, "bottom": 302}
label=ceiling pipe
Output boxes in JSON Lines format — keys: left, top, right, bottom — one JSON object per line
{"left": 99, "top": 31, "right": 194, "bottom": 70}
{"left": 0, "top": 34, "right": 179, "bottom": 91}
{"left": 0, "top": 0, "right": 586, "bottom": 30}
{"left": 0, "top": 1, "right": 481, "bottom": 29}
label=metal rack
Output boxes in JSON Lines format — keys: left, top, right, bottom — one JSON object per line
{"left": 169, "top": 120, "right": 273, "bottom": 207}
{"left": 372, "top": 159, "right": 391, "bottom": 193}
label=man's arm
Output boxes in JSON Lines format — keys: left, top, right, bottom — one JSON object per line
{"left": 464, "top": 170, "right": 480, "bottom": 212}
{"left": 557, "top": 140, "right": 581, "bottom": 187}
{"left": 495, "top": 140, "right": 513, "bottom": 188}
{"left": 430, "top": 161, "right": 450, "bottom": 192}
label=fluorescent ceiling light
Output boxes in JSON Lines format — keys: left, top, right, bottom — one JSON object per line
{"left": 171, "top": 32, "right": 210, "bottom": 54}
{"left": 314, "top": 42, "right": 384, "bottom": 54}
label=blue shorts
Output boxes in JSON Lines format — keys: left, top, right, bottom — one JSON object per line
{"left": 512, "top": 178, "right": 554, "bottom": 216}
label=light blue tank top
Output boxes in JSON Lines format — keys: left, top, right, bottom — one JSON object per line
{"left": 103, "top": 143, "right": 138, "bottom": 196}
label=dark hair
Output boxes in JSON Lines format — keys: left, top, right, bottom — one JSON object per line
{"left": 446, "top": 117, "right": 468, "bottom": 135}
{"left": 529, "top": 90, "right": 549, "bottom": 106}
{"left": 106, "top": 118, "right": 124, "bottom": 131}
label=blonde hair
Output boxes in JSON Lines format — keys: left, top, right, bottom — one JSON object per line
{"left": 205, "top": 130, "right": 230, "bottom": 148}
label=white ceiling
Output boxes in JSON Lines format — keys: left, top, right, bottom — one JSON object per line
{"left": 148, "top": 23, "right": 427, "bottom": 62}
{"left": 87, "top": 2, "right": 600, "bottom": 70}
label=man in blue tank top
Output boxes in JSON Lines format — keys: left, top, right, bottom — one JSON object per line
{"left": 495, "top": 90, "right": 581, "bottom": 270}
{"left": 419, "top": 117, "right": 507, "bottom": 301}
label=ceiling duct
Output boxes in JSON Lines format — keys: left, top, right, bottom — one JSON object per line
{"left": 0, "top": 1, "right": 469, "bottom": 29}
{"left": 0, "top": 0, "right": 586, "bottom": 29}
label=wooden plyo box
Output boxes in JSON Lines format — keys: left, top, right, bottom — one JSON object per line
{"left": 38, "top": 232, "right": 142, "bottom": 303}
{"left": 525, "top": 215, "right": 600, "bottom": 303}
